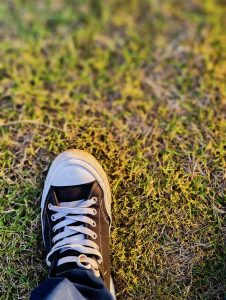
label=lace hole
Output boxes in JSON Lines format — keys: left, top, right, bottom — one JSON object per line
{"left": 51, "top": 215, "right": 55, "bottom": 221}
{"left": 93, "top": 197, "right": 98, "bottom": 203}
{"left": 93, "top": 209, "right": 97, "bottom": 215}
{"left": 92, "top": 221, "right": 96, "bottom": 227}
{"left": 93, "top": 234, "right": 97, "bottom": 239}
{"left": 48, "top": 203, "right": 52, "bottom": 209}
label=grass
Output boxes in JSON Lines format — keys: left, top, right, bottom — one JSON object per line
{"left": 0, "top": 0, "right": 226, "bottom": 299}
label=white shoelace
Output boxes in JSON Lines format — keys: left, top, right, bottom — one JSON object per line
{"left": 46, "top": 197, "right": 102, "bottom": 276}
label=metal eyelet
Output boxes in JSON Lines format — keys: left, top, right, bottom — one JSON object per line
{"left": 51, "top": 215, "right": 55, "bottom": 221}
{"left": 93, "top": 233, "right": 97, "bottom": 239}
{"left": 93, "top": 197, "right": 98, "bottom": 203}
{"left": 92, "top": 221, "right": 96, "bottom": 227}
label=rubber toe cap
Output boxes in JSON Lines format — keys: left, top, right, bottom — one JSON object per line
{"left": 51, "top": 165, "right": 95, "bottom": 186}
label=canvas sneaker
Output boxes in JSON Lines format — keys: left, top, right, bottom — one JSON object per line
{"left": 41, "top": 149, "right": 115, "bottom": 298}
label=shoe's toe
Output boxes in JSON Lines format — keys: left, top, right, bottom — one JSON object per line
{"left": 51, "top": 165, "right": 95, "bottom": 186}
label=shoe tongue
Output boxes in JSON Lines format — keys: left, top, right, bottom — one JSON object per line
{"left": 52, "top": 181, "right": 96, "bottom": 204}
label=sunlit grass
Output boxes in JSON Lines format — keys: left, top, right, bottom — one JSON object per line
{"left": 0, "top": 0, "right": 225, "bottom": 299}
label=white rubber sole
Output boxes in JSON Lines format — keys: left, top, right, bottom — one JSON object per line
{"left": 41, "top": 149, "right": 116, "bottom": 299}
{"left": 110, "top": 276, "right": 116, "bottom": 299}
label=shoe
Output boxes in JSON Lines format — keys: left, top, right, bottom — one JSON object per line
{"left": 41, "top": 149, "right": 115, "bottom": 298}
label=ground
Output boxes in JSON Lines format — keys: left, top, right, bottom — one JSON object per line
{"left": 0, "top": 0, "right": 226, "bottom": 299}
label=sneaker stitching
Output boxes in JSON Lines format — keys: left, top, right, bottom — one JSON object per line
{"left": 100, "top": 196, "right": 110, "bottom": 280}
{"left": 101, "top": 196, "right": 109, "bottom": 223}
{"left": 99, "top": 197, "right": 102, "bottom": 258}
{"left": 44, "top": 203, "right": 52, "bottom": 250}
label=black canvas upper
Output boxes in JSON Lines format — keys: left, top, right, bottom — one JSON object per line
{"left": 42, "top": 180, "right": 111, "bottom": 289}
